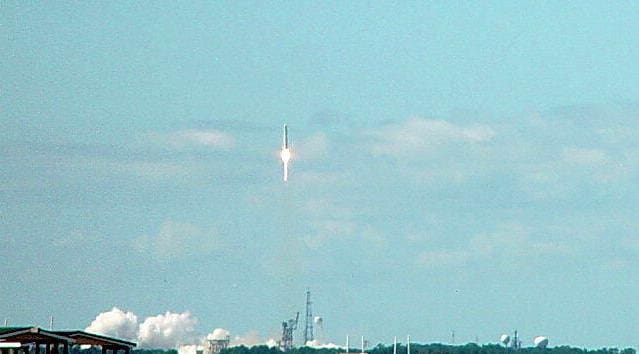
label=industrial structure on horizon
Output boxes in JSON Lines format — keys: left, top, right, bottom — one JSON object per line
{"left": 303, "top": 290, "right": 314, "bottom": 345}
{"left": 278, "top": 290, "right": 319, "bottom": 351}
{"left": 205, "top": 335, "right": 230, "bottom": 354}
{"left": 500, "top": 331, "right": 548, "bottom": 349}
{"left": 279, "top": 312, "right": 299, "bottom": 351}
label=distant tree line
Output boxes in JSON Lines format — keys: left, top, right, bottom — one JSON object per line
{"left": 218, "top": 343, "right": 636, "bottom": 354}
{"left": 77, "top": 349, "right": 177, "bottom": 354}
{"left": 121, "top": 344, "right": 636, "bottom": 354}
{"left": 132, "top": 350, "right": 178, "bottom": 354}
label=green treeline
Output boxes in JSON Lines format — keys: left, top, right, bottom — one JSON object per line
{"left": 219, "top": 343, "right": 636, "bottom": 354}
{"left": 76, "top": 349, "right": 178, "bottom": 354}
{"left": 114, "top": 344, "right": 637, "bottom": 354}
{"left": 133, "top": 350, "right": 179, "bottom": 354}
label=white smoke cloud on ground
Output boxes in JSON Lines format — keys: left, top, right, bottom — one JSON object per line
{"left": 138, "top": 311, "right": 199, "bottom": 348}
{"left": 264, "top": 339, "right": 279, "bottom": 348}
{"left": 305, "top": 340, "right": 342, "bottom": 349}
{"left": 87, "top": 309, "right": 277, "bottom": 349}
{"left": 85, "top": 307, "right": 139, "bottom": 342}
{"left": 233, "top": 333, "right": 278, "bottom": 348}
{"left": 178, "top": 345, "right": 202, "bottom": 354}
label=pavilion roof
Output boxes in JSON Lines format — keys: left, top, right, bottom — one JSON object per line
{"left": 0, "top": 327, "right": 76, "bottom": 344}
{"left": 53, "top": 331, "right": 136, "bottom": 349}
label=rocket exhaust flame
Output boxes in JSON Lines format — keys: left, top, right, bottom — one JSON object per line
{"left": 283, "top": 162, "right": 288, "bottom": 181}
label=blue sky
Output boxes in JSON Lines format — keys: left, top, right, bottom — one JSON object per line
{"left": 3, "top": 1, "right": 639, "bottom": 349}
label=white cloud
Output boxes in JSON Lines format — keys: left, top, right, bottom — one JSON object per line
{"left": 303, "top": 220, "right": 358, "bottom": 249}
{"left": 138, "top": 311, "right": 199, "bottom": 348}
{"left": 109, "top": 161, "right": 197, "bottom": 179}
{"left": 295, "top": 133, "right": 329, "bottom": 161}
{"left": 417, "top": 249, "right": 472, "bottom": 268}
{"left": 85, "top": 307, "right": 139, "bottom": 342}
{"left": 367, "top": 117, "right": 495, "bottom": 157}
{"left": 132, "top": 221, "right": 219, "bottom": 260}
{"left": 417, "top": 224, "right": 572, "bottom": 270}
{"left": 303, "top": 219, "right": 386, "bottom": 252}
{"left": 562, "top": 147, "right": 609, "bottom": 165}
{"left": 469, "top": 223, "right": 570, "bottom": 257}
{"left": 150, "top": 129, "right": 235, "bottom": 150}
{"left": 622, "top": 237, "right": 639, "bottom": 252}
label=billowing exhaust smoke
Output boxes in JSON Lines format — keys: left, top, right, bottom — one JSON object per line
{"left": 138, "top": 311, "right": 199, "bottom": 348}
{"left": 305, "top": 339, "right": 342, "bottom": 349}
{"left": 85, "top": 307, "right": 138, "bottom": 342}
{"left": 87, "top": 308, "right": 278, "bottom": 349}
{"left": 231, "top": 331, "right": 262, "bottom": 347}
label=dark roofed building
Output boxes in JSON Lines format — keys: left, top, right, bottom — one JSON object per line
{"left": 53, "top": 331, "right": 135, "bottom": 354}
{"left": 0, "top": 327, "right": 75, "bottom": 354}
{"left": 0, "top": 328, "right": 135, "bottom": 354}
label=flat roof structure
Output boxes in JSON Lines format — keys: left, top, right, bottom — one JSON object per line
{"left": 0, "top": 327, "right": 75, "bottom": 354}
{"left": 54, "top": 331, "right": 135, "bottom": 353}
{"left": 0, "top": 327, "right": 135, "bottom": 354}
{"left": 0, "top": 327, "right": 75, "bottom": 344}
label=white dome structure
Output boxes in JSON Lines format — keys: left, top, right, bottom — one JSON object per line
{"left": 207, "top": 328, "right": 230, "bottom": 340}
{"left": 500, "top": 334, "right": 510, "bottom": 346}
{"left": 533, "top": 336, "right": 549, "bottom": 348}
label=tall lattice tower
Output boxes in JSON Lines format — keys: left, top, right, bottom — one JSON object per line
{"left": 280, "top": 312, "right": 299, "bottom": 351}
{"left": 303, "top": 290, "right": 314, "bottom": 344}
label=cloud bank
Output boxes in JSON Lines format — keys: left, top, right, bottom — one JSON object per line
{"left": 149, "top": 129, "right": 235, "bottom": 150}
{"left": 367, "top": 117, "right": 495, "bottom": 157}
{"left": 132, "top": 221, "right": 220, "bottom": 260}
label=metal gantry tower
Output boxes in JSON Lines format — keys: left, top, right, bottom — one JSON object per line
{"left": 304, "top": 290, "right": 314, "bottom": 344}
{"left": 280, "top": 312, "right": 299, "bottom": 351}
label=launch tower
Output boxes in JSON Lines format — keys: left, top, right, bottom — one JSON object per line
{"left": 280, "top": 312, "right": 299, "bottom": 351}
{"left": 304, "top": 290, "right": 314, "bottom": 344}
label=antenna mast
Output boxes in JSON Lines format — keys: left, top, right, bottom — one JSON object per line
{"left": 304, "top": 290, "right": 314, "bottom": 344}
{"left": 346, "top": 335, "right": 350, "bottom": 354}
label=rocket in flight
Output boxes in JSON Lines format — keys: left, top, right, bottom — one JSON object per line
{"left": 280, "top": 124, "right": 291, "bottom": 181}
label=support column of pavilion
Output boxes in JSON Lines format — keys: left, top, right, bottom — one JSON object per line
{"left": 33, "top": 341, "right": 70, "bottom": 354}
{"left": 102, "top": 347, "right": 130, "bottom": 354}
